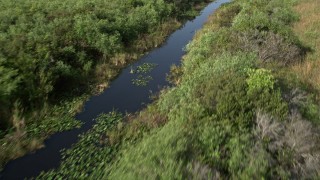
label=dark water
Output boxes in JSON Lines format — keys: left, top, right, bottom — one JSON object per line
{"left": 0, "top": 0, "right": 229, "bottom": 179}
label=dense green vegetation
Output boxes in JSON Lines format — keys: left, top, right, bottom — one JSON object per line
{"left": 35, "top": 0, "right": 320, "bottom": 179}
{"left": 0, "top": 0, "right": 208, "bottom": 130}
{"left": 0, "top": 0, "right": 212, "bottom": 169}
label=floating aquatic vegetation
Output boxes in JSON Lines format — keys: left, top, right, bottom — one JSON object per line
{"left": 131, "top": 63, "right": 158, "bottom": 74}
{"left": 37, "top": 112, "right": 123, "bottom": 179}
{"left": 131, "top": 63, "right": 157, "bottom": 86}
{"left": 132, "top": 75, "right": 153, "bottom": 86}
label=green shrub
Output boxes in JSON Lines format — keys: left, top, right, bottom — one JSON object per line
{"left": 106, "top": 120, "right": 191, "bottom": 179}
{"left": 227, "top": 135, "right": 251, "bottom": 176}
{"left": 246, "top": 68, "right": 275, "bottom": 95}
{"left": 214, "top": 2, "right": 242, "bottom": 27}
{"left": 295, "top": 94, "right": 320, "bottom": 125}
{"left": 233, "top": 0, "right": 298, "bottom": 34}
{"left": 198, "top": 118, "right": 231, "bottom": 166}
{"left": 230, "top": 0, "right": 305, "bottom": 65}
{"left": 236, "top": 144, "right": 270, "bottom": 179}
{"left": 233, "top": 8, "right": 271, "bottom": 32}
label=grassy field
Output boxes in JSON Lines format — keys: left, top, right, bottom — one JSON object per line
{"left": 292, "top": 0, "right": 320, "bottom": 98}
{"left": 35, "top": 0, "right": 320, "bottom": 179}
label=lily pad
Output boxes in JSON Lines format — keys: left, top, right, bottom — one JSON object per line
{"left": 132, "top": 75, "right": 153, "bottom": 86}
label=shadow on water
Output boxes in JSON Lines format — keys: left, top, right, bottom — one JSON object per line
{"left": 0, "top": 0, "right": 230, "bottom": 179}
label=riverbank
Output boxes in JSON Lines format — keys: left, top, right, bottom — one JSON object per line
{"left": 115, "top": 0, "right": 319, "bottom": 178}
{"left": 0, "top": 0, "right": 213, "bottom": 170}
{"left": 35, "top": 0, "right": 320, "bottom": 178}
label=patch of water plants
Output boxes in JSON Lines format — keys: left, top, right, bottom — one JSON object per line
{"left": 0, "top": 96, "right": 86, "bottom": 170}
{"left": 131, "top": 63, "right": 158, "bottom": 86}
{"left": 37, "top": 112, "right": 123, "bottom": 179}
{"left": 132, "top": 75, "right": 153, "bottom": 87}
{"left": 132, "top": 63, "right": 158, "bottom": 74}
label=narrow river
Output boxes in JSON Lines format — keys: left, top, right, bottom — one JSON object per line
{"left": 0, "top": 0, "right": 229, "bottom": 179}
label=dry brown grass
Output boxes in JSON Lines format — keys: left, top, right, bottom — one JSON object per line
{"left": 240, "top": 31, "right": 304, "bottom": 65}
{"left": 291, "top": 0, "right": 320, "bottom": 98}
{"left": 291, "top": 60, "right": 320, "bottom": 89}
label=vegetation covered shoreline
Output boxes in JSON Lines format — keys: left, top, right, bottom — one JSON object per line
{"left": 35, "top": 0, "right": 320, "bottom": 178}
{"left": 0, "top": 0, "right": 212, "bottom": 170}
